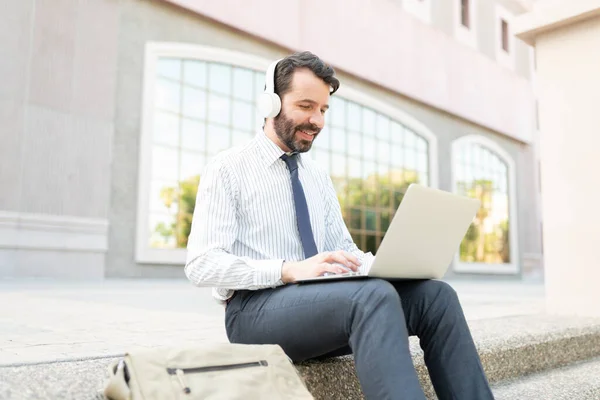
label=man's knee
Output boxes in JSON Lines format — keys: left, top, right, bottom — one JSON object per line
{"left": 420, "top": 280, "right": 461, "bottom": 311}
{"left": 352, "top": 279, "right": 400, "bottom": 309}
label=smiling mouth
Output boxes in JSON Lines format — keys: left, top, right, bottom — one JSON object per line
{"left": 298, "top": 130, "right": 317, "bottom": 140}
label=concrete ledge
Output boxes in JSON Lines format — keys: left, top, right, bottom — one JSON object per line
{"left": 296, "top": 313, "right": 600, "bottom": 399}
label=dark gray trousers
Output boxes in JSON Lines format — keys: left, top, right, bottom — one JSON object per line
{"left": 225, "top": 278, "right": 494, "bottom": 400}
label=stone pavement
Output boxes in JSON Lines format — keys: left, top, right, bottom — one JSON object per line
{"left": 0, "top": 277, "right": 545, "bottom": 367}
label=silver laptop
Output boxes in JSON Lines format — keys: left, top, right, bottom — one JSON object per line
{"left": 297, "top": 184, "right": 480, "bottom": 283}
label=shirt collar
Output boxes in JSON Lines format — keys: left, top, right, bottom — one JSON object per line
{"left": 255, "top": 130, "right": 306, "bottom": 169}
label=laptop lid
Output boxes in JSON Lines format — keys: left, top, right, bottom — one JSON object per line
{"left": 368, "top": 184, "right": 480, "bottom": 280}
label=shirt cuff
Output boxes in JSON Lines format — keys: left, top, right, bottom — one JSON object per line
{"left": 248, "top": 259, "right": 285, "bottom": 288}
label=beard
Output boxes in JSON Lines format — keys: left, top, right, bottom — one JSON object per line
{"left": 273, "top": 111, "right": 321, "bottom": 153}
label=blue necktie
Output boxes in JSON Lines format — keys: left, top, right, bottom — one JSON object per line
{"left": 281, "top": 153, "right": 319, "bottom": 259}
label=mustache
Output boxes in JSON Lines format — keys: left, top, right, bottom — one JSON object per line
{"left": 295, "top": 123, "right": 321, "bottom": 135}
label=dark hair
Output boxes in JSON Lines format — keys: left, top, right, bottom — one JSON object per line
{"left": 273, "top": 51, "right": 340, "bottom": 98}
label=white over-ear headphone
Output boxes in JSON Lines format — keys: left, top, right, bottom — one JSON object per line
{"left": 258, "top": 59, "right": 283, "bottom": 119}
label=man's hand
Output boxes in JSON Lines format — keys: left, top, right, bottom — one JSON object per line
{"left": 281, "top": 251, "right": 362, "bottom": 283}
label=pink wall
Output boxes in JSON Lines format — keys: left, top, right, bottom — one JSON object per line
{"left": 164, "top": 0, "right": 535, "bottom": 143}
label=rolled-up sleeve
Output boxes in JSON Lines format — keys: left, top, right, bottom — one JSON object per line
{"left": 184, "top": 159, "right": 284, "bottom": 290}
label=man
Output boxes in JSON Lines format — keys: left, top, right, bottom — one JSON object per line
{"left": 185, "top": 51, "right": 494, "bottom": 399}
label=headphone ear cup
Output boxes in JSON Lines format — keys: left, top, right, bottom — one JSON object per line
{"left": 258, "top": 92, "right": 281, "bottom": 119}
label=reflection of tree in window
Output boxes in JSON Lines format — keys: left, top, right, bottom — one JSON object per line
{"left": 149, "top": 57, "right": 264, "bottom": 249}
{"left": 315, "top": 96, "right": 430, "bottom": 255}
{"left": 148, "top": 57, "right": 431, "bottom": 254}
{"left": 455, "top": 143, "right": 510, "bottom": 264}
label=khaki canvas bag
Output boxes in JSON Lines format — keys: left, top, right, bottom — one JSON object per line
{"left": 103, "top": 343, "right": 314, "bottom": 400}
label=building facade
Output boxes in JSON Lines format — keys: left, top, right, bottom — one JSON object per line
{"left": 0, "top": 0, "right": 543, "bottom": 280}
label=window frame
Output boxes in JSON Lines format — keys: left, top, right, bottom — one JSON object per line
{"left": 136, "top": 42, "right": 439, "bottom": 264}
{"left": 454, "top": 0, "right": 478, "bottom": 49}
{"left": 450, "top": 134, "right": 519, "bottom": 274}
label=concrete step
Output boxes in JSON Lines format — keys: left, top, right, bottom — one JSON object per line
{"left": 493, "top": 356, "right": 600, "bottom": 400}
{"left": 1, "top": 313, "right": 599, "bottom": 400}
{"left": 296, "top": 313, "right": 600, "bottom": 399}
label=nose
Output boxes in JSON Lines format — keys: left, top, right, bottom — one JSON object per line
{"left": 309, "top": 109, "right": 325, "bottom": 130}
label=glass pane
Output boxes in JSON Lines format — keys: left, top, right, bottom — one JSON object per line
{"left": 377, "top": 141, "right": 390, "bottom": 165}
{"left": 347, "top": 179, "right": 363, "bottom": 208}
{"left": 329, "top": 96, "right": 346, "bottom": 127}
{"left": 351, "top": 232, "right": 363, "bottom": 249}
{"left": 232, "top": 68, "right": 254, "bottom": 101}
{"left": 417, "top": 152, "right": 428, "bottom": 173}
{"left": 365, "top": 210, "right": 376, "bottom": 231}
{"left": 180, "top": 151, "right": 205, "bottom": 182}
{"left": 183, "top": 60, "right": 206, "bottom": 88}
{"left": 404, "top": 128, "right": 417, "bottom": 149}
{"left": 378, "top": 165, "right": 390, "bottom": 184}
{"left": 419, "top": 172, "right": 429, "bottom": 186}
{"left": 149, "top": 180, "right": 178, "bottom": 214}
{"left": 380, "top": 210, "right": 391, "bottom": 231}
{"left": 391, "top": 121, "right": 403, "bottom": 143}
{"left": 157, "top": 58, "right": 181, "bottom": 80}
{"left": 182, "top": 87, "right": 206, "bottom": 120}
{"left": 232, "top": 130, "right": 253, "bottom": 147}
{"left": 376, "top": 115, "right": 390, "bottom": 141}
{"left": 208, "top": 93, "right": 231, "bottom": 126}
{"left": 391, "top": 144, "right": 404, "bottom": 167}
{"left": 232, "top": 100, "right": 253, "bottom": 130}
{"left": 152, "top": 145, "right": 179, "bottom": 181}
{"left": 317, "top": 126, "right": 331, "bottom": 151}
{"left": 348, "top": 157, "right": 362, "bottom": 179}
{"left": 331, "top": 153, "right": 346, "bottom": 179}
{"left": 362, "top": 108, "right": 376, "bottom": 136}
{"left": 393, "top": 191, "right": 405, "bottom": 209}
{"left": 330, "top": 127, "right": 346, "bottom": 154}
{"left": 155, "top": 79, "right": 180, "bottom": 113}
{"left": 181, "top": 118, "right": 206, "bottom": 152}
{"left": 347, "top": 102, "right": 362, "bottom": 129}
{"left": 254, "top": 71, "right": 265, "bottom": 96}
{"left": 405, "top": 150, "right": 417, "bottom": 171}
{"left": 348, "top": 132, "right": 361, "bottom": 157}
{"left": 417, "top": 137, "right": 427, "bottom": 152}
{"left": 366, "top": 234, "right": 377, "bottom": 254}
{"left": 314, "top": 148, "right": 330, "bottom": 172}
{"left": 206, "top": 124, "right": 231, "bottom": 155}
{"left": 350, "top": 208, "right": 362, "bottom": 229}
{"left": 153, "top": 112, "right": 179, "bottom": 147}
{"left": 363, "top": 136, "right": 376, "bottom": 161}
{"left": 208, "top": 63, "right": 232, "bottom": 95}
{"left": 149, "top": 213, "right": 177, "bottom": 248}
{"left": 363, "top": 161, "right": 376, "bottom": 181}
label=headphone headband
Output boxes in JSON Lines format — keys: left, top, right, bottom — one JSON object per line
{"left": 264, "top": 58, "right": 282, "bottom": 94}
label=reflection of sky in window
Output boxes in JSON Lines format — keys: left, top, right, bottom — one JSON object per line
{"left": 362, "top": 108, "right": 376, "bottom": 135}
{"left": 180, "top": 118, "right": 205, "bottom": 151}
{"left": 180, "top": 151, "right": 204, "bottom": 181}
{"left": 152, "top": 146, "right": 178, "bottom": 181}
{"left": 391, "top": 121, "right": 403, "bottom": 143}
{"left": 208, "top": 93, "right": 230, "bottom": 125}
{"left": 184, "top": 61, "right": 206, "bottom": 87}
{"left": 232, "top": 100, "right": 253, "bottom": 130}
{"left": 157, "top": 59, "right": 181, "bottom": 80}
{"left": 182, "top": 87, "right": 206, "bottom": 120}
{"left": 154, "top": 112, "right": 179, "bottom": 147}
{"left": 155, "top": 79, "right": 180, "bottom": 113}
{"left": 233, "top": 68, "right": 254, "bottom": 101}
{"left": 208, "top": 64, "right": 231, "bottom": 94}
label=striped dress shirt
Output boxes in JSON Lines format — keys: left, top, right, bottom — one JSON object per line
{"left": 185, "top": 130, "right": 374, "bottom": 302}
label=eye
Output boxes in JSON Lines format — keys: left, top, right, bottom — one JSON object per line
{"left": 299, "top": 104, "right": 311, "bottom": 110}
{"left": 321, "top": 109, "right": 327, "bottom": 115}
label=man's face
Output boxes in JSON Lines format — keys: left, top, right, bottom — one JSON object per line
{"left": 273, "top": 68, "right": 330, "bottom": 153}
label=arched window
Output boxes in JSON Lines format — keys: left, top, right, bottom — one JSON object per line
{"left": 451, "top": 135, "right": 518, "bottom": 274}
{"left": 135, "top": 43, "right": 438, "bottom": 263}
